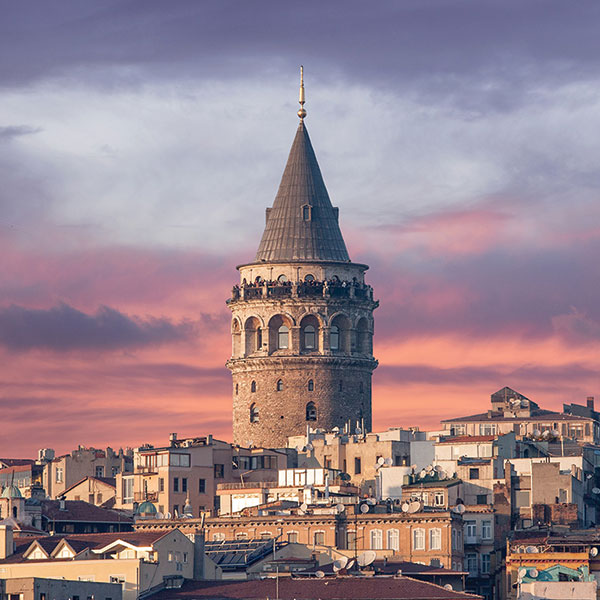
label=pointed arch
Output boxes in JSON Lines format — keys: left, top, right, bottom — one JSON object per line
{"left": 250, "top": 403, "right": 259, "bottom": 423}
{"left": 306, "top": 401, "right": 317, "bottom": 421}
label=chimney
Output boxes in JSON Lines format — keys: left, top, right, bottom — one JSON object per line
{"left": 587, "top": 397, "right": 595, "bottom": 411}
{"left": 59, "top": 496, "right": 66, "bottom": 511}
{"left": 0, "top": 525, "right": 14, "bottom": 559}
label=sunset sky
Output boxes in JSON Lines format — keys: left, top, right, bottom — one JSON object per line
{"left": 2, "top": 1, "right": 600, "bottom": 457}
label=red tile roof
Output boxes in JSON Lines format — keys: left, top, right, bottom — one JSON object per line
{"left": 146, "top": 576, "right": 483, "bottom": 600}
{"left": 42, "top": 500, "right": 133, "bottom": 523}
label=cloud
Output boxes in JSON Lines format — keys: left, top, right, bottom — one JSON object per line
{"left": 552, "top": 308, "right": 600, "bottom": 343}
{"left": 0, "top": 303, "right": 194, "bottom": 352}
{"left": 0, "top": 125, "right": 42, "bottom": 140}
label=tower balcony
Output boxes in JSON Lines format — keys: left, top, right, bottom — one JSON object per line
{"left": 228, "top": 279, "right": 374, "bottom": 304}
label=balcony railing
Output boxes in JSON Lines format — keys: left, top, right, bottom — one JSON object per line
{"left": 229, "top": 280, "right": 374, "bottom": 304}
{"left": 134, "top": 491, "right": 158, "bottom": 502}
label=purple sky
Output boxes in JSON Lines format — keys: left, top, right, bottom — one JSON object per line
{"left": 1, "top": 1, "right": 600, "bottom": 456}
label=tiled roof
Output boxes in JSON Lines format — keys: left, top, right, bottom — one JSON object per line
{"left": 146, "top": 576, "right": 483, "bottom": 600}
{"left": 0, "top": 458, "right": 35, "bottom": 467}
{"left": 254, "top": 121, "right": 350, "bottom": 263}
{"left": 41, "top": 500, "right": 133, "bottom": 523}
{"left": 437, "top": 436, "right": 495, "bottom": 444}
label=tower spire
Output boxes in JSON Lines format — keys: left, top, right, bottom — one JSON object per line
{"left": 298, "top": 65, "right": 306, "bottom": 120}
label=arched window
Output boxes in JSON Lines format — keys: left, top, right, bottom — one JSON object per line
{"left": 278, "top": 325, "right": 289, "bottom": 349}
{"left": 12, "top": 506, "right": 18, "bottom": 519}
{"left": 276, "top": 379, "right": 284, "bottom": 391}
{"left": 304, "top": 274, "right": 315, "bottom": 282}
{"left": 330, "top": 325, "right": 340, "bottom": 350}
{"left": 304, "top": 325, "right": 316, "bottom": 349}
{"left": 277, "top": 274, "right": 288, "bottom": 283}
{"left": 308, "top": 379, "right": 314, "bottom": 392}
{"left": 251, "top": 381, "right": 256, "bottom": 393}
{"left": 250, "top": 403, "right": 259, "bottom": 423}
{"left": 370, "top": 529, "right": 383, "bottom": 550}
{"left": 235, "top": 383, "right": 239, "bottom": 395}
{"left": 387, "top": 529, "right": 399, "bottom": 551}
{"left": 244, "top": 317, "right": 262, "bottom": 355}
{"left": 306, "top": 401, "right": 317, "bottom": 421}
{"left": 303, "top": 205, "right": 311, "bottom": 221}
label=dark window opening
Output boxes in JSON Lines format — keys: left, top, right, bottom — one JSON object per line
{"left": 308, "top": 379, "right": 314, "bottom": 391}
{"left": 251, "top": 380, "right": 256, "bottom": 393}
{"left": 276, "top": 379, "right": 284, "bottom": 391}
{"left": 354, "top": 457, "right": 361, "bottom": 474}
{"left": 250, "top": 403, "right": 259, "bottom": 423}
{"left": 306, "top": 402, "right": 317, "bottom": 421}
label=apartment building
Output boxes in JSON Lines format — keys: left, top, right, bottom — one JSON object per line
{"left": 115, "top": 434, "right": 288, "bottom": 517}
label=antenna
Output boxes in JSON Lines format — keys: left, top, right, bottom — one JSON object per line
{"left": 357, "top": 550, "right": 377, "bottom": 567}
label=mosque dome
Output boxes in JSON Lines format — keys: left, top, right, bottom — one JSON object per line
{"left": 1, "top": 485, "right": 22, "bottom": 499}
{"left": 136, "top": 500, "right": 157, "bottom": 515}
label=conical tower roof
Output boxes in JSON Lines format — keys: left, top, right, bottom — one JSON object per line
{"left": 255, "top": 121, "right": 350, "bottom": 263}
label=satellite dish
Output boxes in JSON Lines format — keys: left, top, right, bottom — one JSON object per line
{"left": 300, "top": 503, "right": 308, "bottom": 512}
{"left": 156, "top": 512, "right": 164, "bottom": 519}
{"left": 439, "top": 470, "right": 447, "bottom": 479}
{"left": 315, "top": 570, "right": 325, "bottom": 578}
{"left": 401, "top": 502, "right": 410, "bottom": 512}
{"left": 346, "top": 559, "right": 355, "bottom": 571}
{"left": 591, "top": 547, "right": 599, "bottom": 557}
{"left": 587, "top": 474, "right": 593, "bottom": 480}
{"left": 529, "top": 568, "right": 539, "bottom": 578}
{"left": 360, "top": 503, "right": 370, "bottom": 513}
{"left": 419, "top": 470, "right": 427, "bottom": 479}
{"left": 357, "top": 550, "right": 377, "bottom": 567}
{"left": 426, "top": 465, "right": 433, "bottom": 473}
{"left": 355, "top": 427, "right": 362, "bottom": 435}
{"left": 542, "top": 430, "right": 550, "bottom": 439}
{"left": 384, "top": 458, "right": 393, "bottom": 466}
{"left": 366, "top": 498, "right": 376, "bottom": 506}
{"left": 552, "top": 429, "right": 560, "bottom": 437}
{"left": 305, "top": 443, "right": 314, "bottom": 451}
{"left": 377, "top": 457, "right": 385, "bottom": 466}
{"left": 335, "top": 503, "right": 345, "bottom": 514}
{"left": 533, "top": 429, "right": 541, "bottom": 437}
{"left": 592, "top": 488, "right": 600, "bottom": 495}
{"left": 454, "top": 504, "right": 466, "bottom": 514}
{"left": 525, "top": 546, "right": 538, "bottom": 553}
{"left": 434, "top": 465, "right": 443, "bottom": 473}
{"left": 518, "top": 568, "right": 527, "bottom": 578}
{"left": 443, "top": 584, "right": 453, "bottom": 591}
{"left": 408, "top": 501, "right": 421, "bottom": 513}
{"left": 333, "top": 557, "right": 348, "bottom": 572}
{"left": 165, "top": 512, "right": 172, "bottom": 519}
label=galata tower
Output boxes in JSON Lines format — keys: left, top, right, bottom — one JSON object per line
{"left": 227, "top": 69, "right": 378, "bottom": 448}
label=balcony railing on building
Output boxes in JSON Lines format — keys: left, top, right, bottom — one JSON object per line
{"left": 229, "top": 280, "right": 373, "bottom": 303}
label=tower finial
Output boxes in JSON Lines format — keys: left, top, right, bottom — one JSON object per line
{"left": 298, "top": 65, "right": 306, "bottom": 120}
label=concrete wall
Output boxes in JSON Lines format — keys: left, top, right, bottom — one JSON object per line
{"left": 0, "top": 578, "right": 122, "bottom": 600}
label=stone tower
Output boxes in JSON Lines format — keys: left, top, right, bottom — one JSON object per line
{"left": 227, "top": 72, "right": 378, "bottom": 448}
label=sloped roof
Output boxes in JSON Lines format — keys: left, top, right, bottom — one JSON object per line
{"left": 437, "top": 436, "right": 495, "bottom": 444}
{"left": 442, "top": 408, "right": 591, "bottom": 423}
{"left": 41, "top": 499, "right": 133, "bottom": 523}
{"left": 254, "top": 121, "right": 350, "bottom": 263}
{"left": 145, "top": 576, "right": 483, "bottom": 599}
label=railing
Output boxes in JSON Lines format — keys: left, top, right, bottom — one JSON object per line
{"left": 134, "top": 491, "right": 158, "bottom": 502}
{"left": 229, "top": 281, "right": 373, "bottom": 303}
{"left": 217, "top": 481, "right": 277, "bottom": 490}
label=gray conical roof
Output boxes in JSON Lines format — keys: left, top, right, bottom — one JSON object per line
{"left": 255, "top": 121, "right": 350, "bottom": 262}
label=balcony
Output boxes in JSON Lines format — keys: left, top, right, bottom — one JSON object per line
{"left": 218, "top": 481, "right": 277, "bottom": 491}
{"left": 134, "top": 491, "right": 158, "bottom": 502}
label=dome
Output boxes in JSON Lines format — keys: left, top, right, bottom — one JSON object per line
{"left": 1, "top": 485, "right": 22, "bottom": 499}
{"left": 137, "top": 500, "right": 157, "bottom": 515}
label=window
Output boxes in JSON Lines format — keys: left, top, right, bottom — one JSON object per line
{"left": 469, "top": 468, "right": 480, "bottom": 480}
{"left": 122, "top": 478, "right": 133, "bottom": 504}
{"left": 277, "top": 274, "right": 287, "bottom": 283}
{"left": 339, "top": 380, "right": 343, "bottom": 392}
{"left": 303, "top": 205, "right": 310, "bottom": 220}
{"left": 347, "top": 530, "right": 357, "bottom": 550}
{"left": 304, "top": 274, "right": 315, "bottom": 282}
{"left": 466, "top": 520, "right": 477, "bottom": 539}
{"left": 95, "top": 466, "right": 104, "bottom": 478}
{"left": 479, "top": 424, "right": 497, "bottom": 436}
{"left": 56, "top": 467, "right": 63, "bottom": 483}
{"left": 250, "top": 403, "right": 259, "bottom": 423}
{"left": 481, "top": 553, "right": 490, "bottom": 574}
{"left": 212, "top": 532, "right": 225, "bottom": 541}
{"left": 173, "top": 478, "right": 179, "bottom": 492}
{"left": 308, "top": 379, "right": 314, "bottom": 391}
{"left": 330, "top": 326, "right": 339, "bottom": 350}
{"left": 354, "top": 457, "right": 361, "bottom": 474}
{"left": 466, "top": 553, "right": 478, "bottom": 576}
{"left": 288, "top": 531, "right": 298, "bottom": 543}
{"left": 183, "top": 552, "right": 188, "bottom": 563}
{"left": 387, "top": 529, "right": 399, "bottom": 551}
{"left": 235, "top": 383, "right": 238, "bottom": 395}
{"left": 214, "top": 464, "right": 225, "bottom": 479}
{"left": 452, "top": 529, "right": 457, "bottom": 550}
{"left": 476, "top": 494, "right": 488, "bottom": 505}
{"left": 182, "top": 478, "right": 188, "bottom": 493}
{"left": 370, "top": 529, "right": 383, "bottom": 550}
{"left": 429, "top": 528, "right": 442, "bottom": 550}
{"left": 170, "top": 454, "right": 191, "bottom": 467}
{"left": 278, "top": 326, "right": 289, "bottom": 349}
{"left": 314, "top": 531, "right": 325, "bottom": 545}
{"left": 159, "top": 478, "right": 164, "bottom": 493}
{"left": 260, "top": 531, "right": 271, "bottom": 540}
{"left": 434, "top": 492, "right": 444, "bottom": 506}
{"left": 251, "top": 380, "right": 256, "bottom": 393}
{"left": 306, "top": 401, "right": 317, "bottom": 421}
{"left": 482, "top": 520, "right": 491, "bottom": 539}
{"left": 276, "top": 379, "right": 284, "bottom": 391}
{"left": 359, "top": 381, "right": 364, "bottom": 393}
{"left": 304, "top": 325, "right": 316, "bottom": 349}
{"left": 199, "top": 479, "right": 206, "bottom": 494}
{"left": 413, "top": 528, "right": 425, "bottom": 551}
